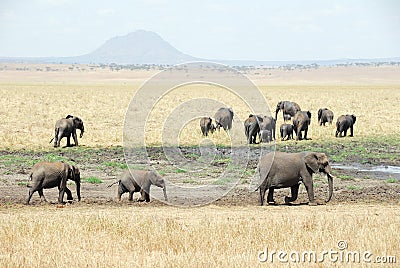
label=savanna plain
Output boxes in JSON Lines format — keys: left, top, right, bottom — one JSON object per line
{"left": 0, "top": 63, "right": 399, "bottom": 267}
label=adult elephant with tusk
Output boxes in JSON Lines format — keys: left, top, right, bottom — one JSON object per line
{"left": 257, "top": 151, "right": 333, "bottom": 206}
{"left": 275, "top": 101, "right": 301, "bottom": 121}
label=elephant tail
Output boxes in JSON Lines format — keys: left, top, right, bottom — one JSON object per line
{"left": 107, "top": 180, "right": 121, "bottom": 188}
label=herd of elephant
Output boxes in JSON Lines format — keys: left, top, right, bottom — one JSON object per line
{"left": 24, "top": 103, "right": 345, "bottom": 206}
{"left": 200, "top": 101, "right": 357, "bottom": 144}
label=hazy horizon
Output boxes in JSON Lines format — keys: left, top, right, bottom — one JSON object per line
{"left": 1, "top": 0, "right": 399, "bottom": 61}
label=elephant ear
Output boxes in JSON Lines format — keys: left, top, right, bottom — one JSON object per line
{"left": 304, "top": 153, "right": 319, "bottom": 173}
{"left": 68, "top": 165, "right": 75, "bottom": 181}
{"left": 66, "top": 115, "right": 74, "bottom": 119}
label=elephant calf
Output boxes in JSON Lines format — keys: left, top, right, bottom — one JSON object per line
{"left": 318, "top": 108, "right": 334, "bottom": 126}
{"left": 200, "top": 117, "right": 216, "bottom": 137}
{"left": 25, "top": 162, "right": 81, "bottom": 205}
{"left": 51, "top": 115, "right": 85, "bottom": 147}
{"left": 108, "top": 170, "right": 167, "bottom": 202}
{"left": 257, "top": 152, "right": 333, "bottom": 206}
{"left": 280, "top": 124, "right": 294, "bottom": 141}
{"left": 336, "top": 114, "right": 356, "bottom": 137}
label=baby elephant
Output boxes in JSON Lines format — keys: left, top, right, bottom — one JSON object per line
{"left": 108, "top": 170, "right": 167, "bottom": 202}
{"left": 200, "top": 117, "right": 216, "bottom": 137}
{"left": 336, "top": 114, "right": 356, "bottom": 137}
{"left": 25, "top": 162, "right": 81, "bottom": 205}
{"left": 280, "top": 124, "right": 294, "bottom": 141}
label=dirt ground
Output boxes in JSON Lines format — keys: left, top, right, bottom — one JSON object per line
{"left": 1, "top": 146, "right": 399, "bottom": 207}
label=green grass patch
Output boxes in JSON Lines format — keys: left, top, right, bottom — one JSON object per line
{"left": 385, "top": 178, "right": 397, "bottom": 183}
{"left": 338, "top": 175, "right": 353, "bottom": 180}
{"left": 17, "top": 181, "right": 28, "bottom": 186}
{"left": 175, "top": 169, "right": 187, "bottom": 173}
{"left": 182, "top": 178, "right": 197, "bottom": 184}
{"left": 347, "top": 185, "right": 362, "bottom": 191}
{"left": 84, "top": 177, "right": 103, "bottom": 184}
{"left": 212, "top": 177, "right": 236, "bottom": 185}
{"left": 103, "top": 161, "right": 128, "bottom": 169}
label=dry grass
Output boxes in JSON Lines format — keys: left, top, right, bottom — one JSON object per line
{"left": 0, "top": 83, "right": 399, "bottom": 149}
{"left": 0, "top": 204, "right": 398, "bottom": 267}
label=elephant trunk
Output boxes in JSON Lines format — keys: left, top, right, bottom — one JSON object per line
{"left": 163, "top": 186, "right": 168, "bottom": 202}
{"left": 79, "top": 128, "right": 84, "bottom": 138}
{"left": 76, "top": 181, "right": 81, "bottom": 201}
{"left": 326, "top": 173, "right": 333, "bottom": 202}
{"left": 275, "top": 108, "right": 279, "bottom": 120}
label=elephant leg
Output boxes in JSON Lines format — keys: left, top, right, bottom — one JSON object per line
{"left": 259, "top": 187, "right": 266, "bottom": 206}
{"left": 285, "top": 184, "right": 299, "bottom": 203}
{"left": 66, "top": 135, "right": 71, "bottom": 147}
{"left": 343, "top": 129, "right": 347, "bottom": 137}
{"left": 65, "top": 187, "right": 73, "bottom": 201}
{"left": 38, "top": 189, "right": 48, "bottom": 203}
{"left": 138, "top": 189, "right": 146, "bottom": 202}
{"left": 128, "top": 191, "right": 134, "bottom": 201}
{"left": 303, "top": 178, "right": 317, "bottom": 206}
{"left": 267, "top": 188, "right": 275, "bottom": 205}
{"left": 25, "top": 188, "right": 36, "bottom": 205}
{"left": 350, "top": 126, "right": 354, "bottom": 137}
{"left": 335, "top": 130, "right": 339, "bottom": 137}
{"left": 72, "top": 131, "right": 78, "bottom": 146}
{"left": 304, "top": 128, "right": 308, "bottom": 140}
{"left": 117, "top": 186, "right": 124, "bottom": 201}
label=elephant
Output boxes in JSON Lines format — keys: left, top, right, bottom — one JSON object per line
{"left": 259, "top": 129, "right": 272, "bottom": 143}
{"left": 335, "top": 114, "right": 356, "bottom": 137}
{"left": 257, "top": 151, "right": 333, "bottom": 206}
{"left": 108, "top": 170, "right": 167, "bottom": 202}
{"left": 200, "top": 117, "right": 216, "bottom": 137}
{"left": 51, "top": 115, "right": 85, "bottom": 147}
{"left": 275, "top": 101, "right": 301, "bottom": 121}
{"left": 318, "top": 108, "right": 334, "bottom": 126}
{"left": 280, "top": 124, "right": 294, "bottom": 141}
{"left": 259, "top": 116, "right": 276, "bottom": 142}
{"left": 244, "top": 114, "right": 263, "bottom": 144}
{"left": 293, "top": 111, "right": 311, "bottom": 140}
{"left": 214, "top": 108, "right": 234, "bottom": 131}
{"left": 25, "top": 162, "right": 81, "bottom": 205}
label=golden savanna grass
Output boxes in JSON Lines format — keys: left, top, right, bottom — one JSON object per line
{"left": 1, "top": 83, "right": 399, "bottom": 149}
{"left": 0, "top": 204, "right": 398, "bottom": 267}
{"left": 1, "top": 65, "right": 399, "bottom": 267}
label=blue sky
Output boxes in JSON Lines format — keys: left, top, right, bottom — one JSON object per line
{"left": 0, "top": 0, "right": 399, "bottom": 60}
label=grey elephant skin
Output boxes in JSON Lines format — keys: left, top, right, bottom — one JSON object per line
{"left": 257, "top": 152, "right": 333, "bottom": 206}
{"left": 280, "top": 123, "right": 294, "bottom": 141}
{"left": 200, "top": 117, "right": 216, "bottom": 137}
{"left": 108, "top": 170, "right": 167, "bottom": 202}
{"left": 51, "top": 115, "right": 85, "bottom": 147}
{"left": 259, "top": 129, "right": 272, "bottom": 143}
{"left": 25, "top": 162, "right": 81, "bottom": 204}
{"left": 293, "top": 111, "right": 311, "bottom": 140}
{"left": 259, "top": 116, "right": 276, "bottom": 142}
{"left": 275, "top": 101, "right": 301, "bottom": 121}
{"left": 336, "top": 114, "right": 356, "bottom": 137}
{"left": 244, "top": 114, "right": 262, "bottom": 144}
{"left": 214, "top": 108, "right": 234, "bottom": 131}
{"left": 318, "top": 108, "right": 334, "bottom": 126}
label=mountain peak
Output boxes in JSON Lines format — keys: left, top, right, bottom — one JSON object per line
{"left": 79, "top": 30, "right": 197, "bottom": 64}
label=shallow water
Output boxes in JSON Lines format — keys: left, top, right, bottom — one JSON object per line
{"left": 332, "top": 164, "right": 400, "bottom": 179}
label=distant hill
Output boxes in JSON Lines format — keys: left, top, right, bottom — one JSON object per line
{"left": 74, "top": 30, "right": 198, "bottom": 64}
{"left": 0, "top": 30, "right": 399, "bottom": 66}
